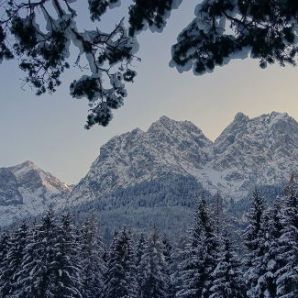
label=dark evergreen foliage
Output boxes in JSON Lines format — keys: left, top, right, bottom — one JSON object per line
{"left": 243, "top": 189, "right": 266, "bottom": 297}
{"left": 1, "top": 223, "right": 28, "bottom": 297}
{"left": 171, "top": 0, "right": 298, "bottom": 74}
{"left": 275, "top": 176, "right": 298, "bottom": 297}
{"left": 138, "top": 229, "right": 169, "bottom": 298}
{"left": 0, "top": 176, "right": 297, "bottom": 297}
{"left": 103, "top": 229, "right": 137, "bottom": 298}
{"left": 51, "top": 214, "right": 82, "bottom": 297}
{"left": 210, "top": 235, "right": 246, "bottom": 298}
{"left": 0, "top": 232, "right": 11, "bottom": 297}
{"left": 1, "top": 1, "right": 297, "bottom": 127}
{"left": 253, "top": 202, "right": 283, "bottom": 297}
{"left": 176, "top": 199, "right": 220, "bottom": 298}
{"left": 128, "top": 0, "right": 182, "bottom": 36}
{"left": 18, "top": 210, "right": 59, "bottom": 297}
{"left": 80, "top": 217, "right": 106, "bottom": 297}
{"left": 0, "top": 0, "right": 138, "bottom": 129}
{"left": 135, "top": 232, "right": 147, "bottom": 297}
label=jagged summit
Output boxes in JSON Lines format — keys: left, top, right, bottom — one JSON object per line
{"left": 9, "top": 160, "right": 38, "bottom": 176}
{"left": 152, "top": 115, "right": 173, "bottom": 124}
{"left": 151, "top": 112, "right": 295, "bottom": 146}
{"left": 11, "top": 160, "right": 36, "bottom": 168}
{"left": 215, "top": 111, "right": 294, "bottom": 142}
{"left": 18, "top": 160, "right": 36, "bottom": 167}
{"left": 148, "top": 115, "right": 206, "bottom": 135}
{"left": 147, "top": 116, "right": 211, "bottom": 148}
{"left": 148, "top": 115, "right": 188, "bottom": 130}
{"left": 233, "top": 112, "right": 249, "bottom": 122}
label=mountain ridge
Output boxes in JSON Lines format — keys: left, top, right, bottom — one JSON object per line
{"left": 69, "top": 111, "right": 297, "bottom": 205}
{"left": 1, "top": 111, "right": 297, "bottom": 228}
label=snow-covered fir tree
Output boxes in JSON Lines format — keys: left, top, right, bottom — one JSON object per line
{"left": 162, "top": 235, "right": 175, "bottom": 298}
{"left": 253, "top": 201, "right": 283, "bottom": 297}
{"left": 14, "top": 210, "right": 82, "bottom": 297}
{"left": 210, "top": 235, "right": 246, "bottom": 298}
{"left": 103, "top": 229, "right": 137, "bottom": 298}
{"left": 139, "top": 229, "right": 169, "bottom": 298}
{"left": 0, "top": 222, "right": 28, "bottom": 297}
{"left": 0, "top": 231, "right": 11, "bottom": 297}
{"left": 80, "top": 216, "right": 106, "bottom": 298}
{"left": 50, "top": 213, "right": 82, "bottom": 297}
{"left": 275, "top": 176, "right": 298, "bottom": 297}
{"left": 176, "top": 199, "right": 219, "bottom": 298}
{"left": 135, "top": 233, "right": 147, "bottom": 297}
{"left": 243, "top": 189, "right": 266, "bottom": 298}
{"left": 15, "top": 210, "right": 59, "bottom": 297}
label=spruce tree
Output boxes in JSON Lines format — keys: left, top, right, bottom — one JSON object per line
{"left": 139, "top": 229, "right": 169, "bottom": 298}
{"left": 50, "top": 213, "right": 82, "bottom": 297}
{"left": 15, "top": 210, "right": 59, "bottom": 297}
{"left": 103, "top": 229, "right": 137, "bottom": 298}
{"left": 162, "top": 235, "right": 175, "bottom": 298}
{"left": 80, "top": 217, "right": 106, "bottom": 298}
{"left": 176, "top": 199, "right": 219, "bottom": 298}
{"left": 275, "top": 176, "right": 298, "bottom": 297}
{"left": 135, "top": 233, "right": 147, "bottom": 297}
{"left": 253, "top": 202, "right": 283, "bottom": 297}
{"left": 210, "top": 235, "right": 246, "bottom": 298}
{"left": 243, "top": 189, "right": 266, "bottom": 298}
{"left": 0, "top": 232, "right": 11, "bottom": 297}
{"left": 1, "top": 223, "right": 28, "bottom": 297}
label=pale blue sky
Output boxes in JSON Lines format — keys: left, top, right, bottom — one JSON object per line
{"left": 0, "top": 1, "right": 297, "bottom": 184}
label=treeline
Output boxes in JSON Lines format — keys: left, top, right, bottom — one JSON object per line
{"left": 0, "top": 177, "right": 297, "bottom": 297}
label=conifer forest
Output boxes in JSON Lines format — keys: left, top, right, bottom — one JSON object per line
{"left": 0, "top": 177, "right": 297, "bottom": 298}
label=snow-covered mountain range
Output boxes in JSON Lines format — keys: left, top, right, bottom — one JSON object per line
{"left": 1, "top": 112, "right": 298, "bottom": 228}
{"left": 70, "top": 112, "right": 298, "bottom": 204}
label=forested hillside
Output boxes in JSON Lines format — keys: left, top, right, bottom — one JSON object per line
{"left": 1, "top": 176, "right": 297, "bottom": 297}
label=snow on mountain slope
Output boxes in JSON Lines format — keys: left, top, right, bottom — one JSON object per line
{"left": 69, "top": 116, "right": 212, "bottom": 204}
{"left": 1, "top": 112, "right": 297, "bottom": 228}
{"left": 69, "top": 112, "right": 298, "bottom": 206}
{"left": 0, "top": 161, "right": 70, "bottom": 226}
{"left": 210, "top": 112, "right": 298, "bottom": 196}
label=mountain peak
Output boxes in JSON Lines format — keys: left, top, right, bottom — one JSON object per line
{"left": 9, "top": 160, "right": 39, "bottom": 177}
{"left": 234, "top": 112, "right": 249, "bottom": 122}
{"left": 148, "top": 115, "right": 179, "bottom": 131}
{"left": 158, "top": 115, "right": 173, "bottom": 122}
{"left": 259, "top": 111, "right": 291, "bottom": 124}
{"left": 216, "top": 111, "right": 295, "bottom": 143}
{"left": 231, "top": 111, "right": 292, "bottom": 125}
{"left": 19, "top": 160, "right": 36, "bottom": 168}
{"left": 148, "top": 115, "right": 206, "bottom": 135}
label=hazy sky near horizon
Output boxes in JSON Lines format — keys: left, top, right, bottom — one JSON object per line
{"left": 0, "top": 1, "right": 297, "bottom": 184}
